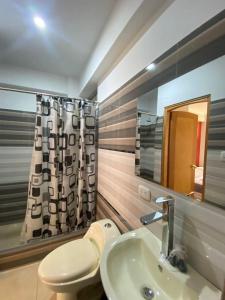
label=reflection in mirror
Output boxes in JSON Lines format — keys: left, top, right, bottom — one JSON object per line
{"left": 135, "top": 23, "right": 225, "bottom": 208}
{"left": 136, "top": 112, "right": 157, "bottom": 181}
{"left": 162, "top": 97, "right": 209, "bottom": 201}
{"left": 135, "top": 89, "right": 163, "bottom": 183}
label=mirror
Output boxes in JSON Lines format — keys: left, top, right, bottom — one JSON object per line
{"left": 162, "top": 96, "right": 209, "bottom": 201}
{"left": 136, "top": 89, "right": 163, "bottom": 184}
{"left": 135, "top": 27, "right": 225, "bottom": 208}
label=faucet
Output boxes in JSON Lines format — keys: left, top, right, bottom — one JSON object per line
{"left": 140, "top": 196, "right": 175, "bottom": 258}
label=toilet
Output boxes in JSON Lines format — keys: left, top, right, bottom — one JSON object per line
{"left": 38, "top": 219, "right": 120, "bottom": 300}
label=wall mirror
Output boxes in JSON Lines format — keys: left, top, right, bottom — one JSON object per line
{"left": 162, "top": 96, "right": 209, "bottom": 201}
{"left": 135, "top": 16, "right": 225, "bottom": 208}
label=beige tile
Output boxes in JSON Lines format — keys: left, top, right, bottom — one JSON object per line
{"left": 0, "top": 259, "right": 105, "bottom": 300}
{"left": 0, "top": 263, "right": 38, "bottom": 300}
{"left": 36, "top": 277, "right": 55, "bottom": 300}
{"left": 31, "top": 261, "right": 55, "bottom": 300}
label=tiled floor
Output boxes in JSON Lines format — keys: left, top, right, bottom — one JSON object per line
{"left": 0, "top": 261, "right": 106, "bottom": 300}
{"left": 0, "top": 261, "right": 54, "bottom": 300}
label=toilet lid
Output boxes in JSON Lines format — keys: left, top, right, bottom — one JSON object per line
{"left": 38, "top": 238, "right": 99, "bottom": 284}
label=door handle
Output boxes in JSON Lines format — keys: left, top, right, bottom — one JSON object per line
{"left": 191, "top": 164, "right": 197, "bottom": 169}
{"left": 186, "top": 191, "right": 195, "bottom": 196}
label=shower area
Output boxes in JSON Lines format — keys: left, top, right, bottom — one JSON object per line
{"left": 0, "top": 87, "right": 97, "bottom": 255}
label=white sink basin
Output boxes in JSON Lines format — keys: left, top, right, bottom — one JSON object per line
{"left": 100, "top": 228, "right": 221, "bottom": 300}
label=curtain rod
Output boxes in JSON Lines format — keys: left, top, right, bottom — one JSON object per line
{"left": 0, "top": 86, "right": 98, "bottom": 103}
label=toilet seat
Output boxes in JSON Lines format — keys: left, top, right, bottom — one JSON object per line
{"left": 38, "top": 238, "right": 99, "bottom": 284}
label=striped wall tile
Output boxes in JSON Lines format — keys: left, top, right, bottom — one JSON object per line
{"left": 155, "top": 116, "right": 163, "bottom": 149}
{"left": 0, "top": 109, "right": 35, "bottom": 225}
{"left": 205, "top": 149, "right": 225, "bottom": 208}
{"left": 153, "top": 149, "right": 162, "bottom": 183}
{"left": 96, "top": 193, "right": 132, "bottom": 233}
{"left": 207, "top": 98, "right": 225, "bottom": 150}
{"left": 0, "top": 182, "right": 28, "bottom": 224}
{"left": 205, "top": 98, "right": 225, "bottom": 208}
{"left": 0, "top": 147, "right": 32, "bottom": 184}
{"left": 0, "top": 109, "right": 35, "bottom": 147}
{"left": 98, "top": 149, "right": 164, "bottom": 236}
{"left": 136, "top": 116, "right": 163, "bottom": 182}
{"left": 99, "top": 98, "right": 137, "bottom": 153}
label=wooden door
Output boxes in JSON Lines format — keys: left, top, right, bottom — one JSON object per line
{"left": 168, "top": 111, "right": 198, "bottom": 194}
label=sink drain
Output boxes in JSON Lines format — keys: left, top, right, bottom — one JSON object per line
{"left": 141, "top": 286, "right": 155, "bottom": 299}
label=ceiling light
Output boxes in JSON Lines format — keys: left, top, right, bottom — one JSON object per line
{"left": 146, "top": 63, "right": 156, "bottom": 71}
{"left": 33, "top": 16, "right": 46, "bottom": 29}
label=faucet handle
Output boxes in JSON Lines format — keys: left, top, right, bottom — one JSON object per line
{"left": 140, "top": 210, "right": 164, "bottom": 225}
{"left": 155, "top": 196, "right": 174, "bottom": 205}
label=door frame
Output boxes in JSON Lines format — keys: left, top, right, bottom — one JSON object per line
{"left": 161, "top": 95, "right": 210, "bottom": 201}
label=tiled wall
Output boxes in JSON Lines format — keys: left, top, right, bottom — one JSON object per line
{"left": 97, "top": 95, "right": 225, "bottom": 291}
{"left": 136, "top": 115, "right": 163, "bottom": 182}
{"left": 205, "top": 98, "right": 225, "bottom": 207}
{"left": 98, "top": 97, "right": 137, "bottom": 152}
{"left": 0, "top": 109, "right": 35, "bottom": 224}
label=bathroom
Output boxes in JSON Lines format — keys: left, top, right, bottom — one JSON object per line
{"left": 0, "top": 0, "right": 225, "bottom": 299}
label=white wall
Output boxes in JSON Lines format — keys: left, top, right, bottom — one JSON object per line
{"left": 157, "top": 55, "right": 225, "bottom": 116}
{"left": 0, "top": 64, "right": 79, "bottom": 112}
{"left": 67, "top": 77, "right": 79, "bottom": 98}
{"left": 79, "top": 0, "right": 145, "bottom": 95}
{"left": 79, "top": 0, "right": 174, "bottom": 98}
{"left": 0, "top": 90, "right": 36, "bottom": 112}
{"left": 138, "top": 89, "right": 158, "bottom": 114}
{"left": 98, "top": 0, "right": 225, "bottom": 102}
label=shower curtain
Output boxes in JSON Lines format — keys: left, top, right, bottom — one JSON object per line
{"left": 22, "top": 95, "right": 96, "bottom": 241}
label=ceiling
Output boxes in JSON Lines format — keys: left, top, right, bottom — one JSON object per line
{"left": 0, "top": 0, "right": 116, "bottom": 78}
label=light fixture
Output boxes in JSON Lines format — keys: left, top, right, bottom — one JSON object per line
{"left": 33, "top": 16, "right": 46, "bottom": 29}
{"left": 146, "top": 63, "right": 156, "bottom": 71}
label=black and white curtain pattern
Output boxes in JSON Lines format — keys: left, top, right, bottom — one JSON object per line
{"left": 21, "top": 95, "right": 96, "bottom": 241}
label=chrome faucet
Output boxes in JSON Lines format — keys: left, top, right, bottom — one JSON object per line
{"left": 140, "top": 196, "right": 175, "bottom": 258}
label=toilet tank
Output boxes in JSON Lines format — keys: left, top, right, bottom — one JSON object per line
{"left": 84, "top": 219, "right": 121, "bottom": 254}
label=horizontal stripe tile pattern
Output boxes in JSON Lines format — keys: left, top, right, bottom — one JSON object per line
{"left": 205, "top": 149, "right": 225, "bottom": 207}
{"left": 0, "top": 109, "right": 35, "bottom": 225}
{"left": 136, "top": 116, "right": 163, "bottom": 182}
{"left": 96, "top": 193, "right": 132, "bottom": 233}
{"left": 0, "top": 182, "right": 28, "bottom": 224}
{"left": 98, "top": 149, "right": 162, "bottom": 233}
{"left": 0, "top": 149, "right": 32, "bottom": 224}
{"left": 97, "top": 148, "right": 225, "bottom": 290}
{"left": 207, "top": 98, "right": 225, "bottom": 150}
{"left": 0, "top": 147, "right": 32, "bottom": 184}
{"left": 99, "top": 98, "right": 137, "bottom": 153}
{"left": 205, "top": 98, "right": 225, "bottom": 208}
{"left": 0, "top": 109, "right": 35, "bottom": 147}
{"left": 140, "top": 122, "right": 157, "bottom": 180}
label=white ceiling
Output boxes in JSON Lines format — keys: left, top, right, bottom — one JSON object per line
{"left": 0, "top": 0, "right": 116, "bottom": 78}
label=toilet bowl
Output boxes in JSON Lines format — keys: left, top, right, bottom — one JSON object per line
{"left": 38, "top": 219, "right": 120, "bottom": 300}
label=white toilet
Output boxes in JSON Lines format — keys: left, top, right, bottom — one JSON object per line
{"left": 38, "top": 219, "right": 120, "bottom": 300}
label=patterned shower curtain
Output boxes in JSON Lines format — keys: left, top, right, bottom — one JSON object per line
{"left": 22, "top": 95, "right": 96, "bottom": 241}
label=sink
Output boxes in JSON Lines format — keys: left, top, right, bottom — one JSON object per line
{"left": 100, "top": 228, "right": 222, "bottom": 300}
